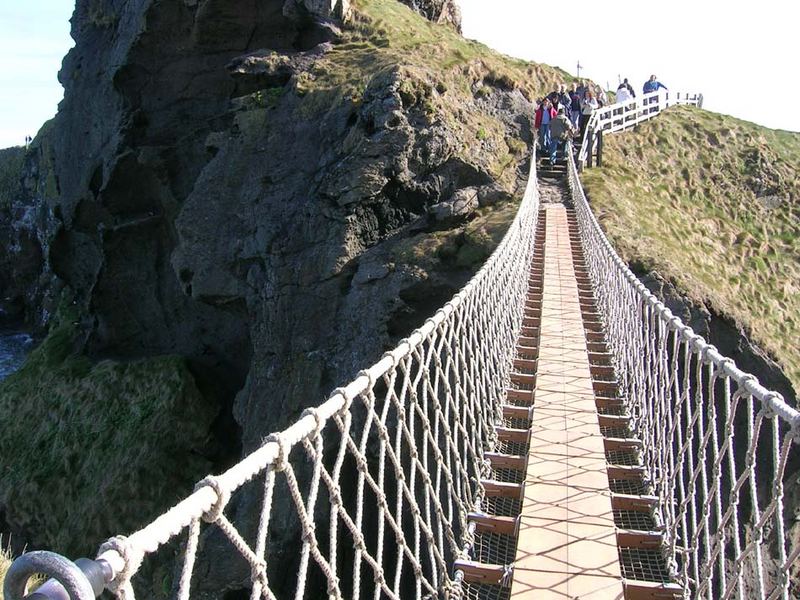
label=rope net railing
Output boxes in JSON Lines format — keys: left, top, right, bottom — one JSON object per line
{"left": 566, "top": 150, "right": 800, "bottom": 599}
{"left": 4, "top": 156, "right": 540, "bottom": 600}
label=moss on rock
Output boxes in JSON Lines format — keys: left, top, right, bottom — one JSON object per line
{"left": 0, "top": 306, "right": 216, "bottom": 556}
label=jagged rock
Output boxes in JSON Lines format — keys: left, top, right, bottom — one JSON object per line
{"left": 478, "top": 182, "right": 513, "bottom": 206}
{"left": 429, "top": 186, "right": 479, "bottom": 223}
{"left": 283, "top": 0, "right": 351, "bottom": 21}
{"left": 0, "top": 0, "right": 532, "bottom": 592}
{"left": 399, "top": 0, "right": 462, "bottom": 32}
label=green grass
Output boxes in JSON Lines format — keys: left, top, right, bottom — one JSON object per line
{"left": 0, "top": 146, "right": 24, "bottom": 209}
{"left": 0, "top": 305, "right": 217, "bottom": 556}
{"left": 582, "top": 105, "right": 800, "bottom": 391}
{"left": 299, "top": 0, "right": 577, "bottom": 110}
{"left": 392, "top": 199, "right": 521, "bottom": 271}
{"left": 0, "top": 536, "right": 44, "bottom": 594}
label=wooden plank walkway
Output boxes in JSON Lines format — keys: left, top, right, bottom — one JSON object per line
{"left": 511, "top": 204, "right": 623, "bottom": 599}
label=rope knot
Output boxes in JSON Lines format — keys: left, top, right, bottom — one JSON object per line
{"left": 688, "top": 333, "right": 705, "bottom": 354}
{"left": 358, "top": 368, "right": 376, "bottom": 391}
{"left": 97, "top": 535, "right": 143, "bottom": 596}
{"left": 355, "top": 454, "right": 369, "bottom": 473}
{"left": 735, "top": 374, "right": 759, "bottom": 399}
{"left": 700, "top": 343, "right": 718, "bottom": 364}
{"left": 265, "top": 433, "right": 289, "bottom": 472}
{"left": 251, "top": 558, "right": 268, "bottom": 585}
{"left": 761, "top": 392, "right": 782, "bottom": 419}
{"left": 301, "top": 407, "right": 324, "bottom": 438}
{"left": 326, "top": 576, "right": 341, "bottom": 596}
{"left": 302, "top": 522, "right": 317, "bottom": 544}
{"left": 194, "top": 476, "right": 230, "bottom": 523}
{"left": 382, "top": 348, "right": 401, "bottom": 368}
{"left": 332, "top": 386, "right": 353, "bottom": 414}
{"left": 791, "top": 414, "right": 800, "bottom": 445}
{"left": 718, "top": 357, "right": 736, "bottom": 377}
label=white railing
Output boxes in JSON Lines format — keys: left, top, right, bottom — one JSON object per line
{"left": 578, "top": 90, "right": 703, "bottom": 166}
{"left": 4, "top": 150, "right": 541, "bottom": 600}
{"left": 567, "top": 150, "right": 799, "bottom": 599}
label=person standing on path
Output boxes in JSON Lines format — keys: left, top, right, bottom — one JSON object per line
{"left": 549, "top": 107, "right": 575, "bottom": 165}
{"left": 535, "top": 98, "right": 557, "bottom": 152}
{"left": 580, "top": 91, "right": 598, "bottom": 139}
{"left": 569, "top": 88, "right": 582, "bottom": 130}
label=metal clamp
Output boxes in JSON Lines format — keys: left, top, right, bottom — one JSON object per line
{"left": 4, "top": 552, "right": 109, "bottom": 600}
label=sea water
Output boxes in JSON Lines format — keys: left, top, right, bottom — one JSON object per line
{"left": 0, "top": 332, "right": 34, "bottom": 381}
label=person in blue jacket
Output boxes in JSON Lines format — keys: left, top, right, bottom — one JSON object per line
{"left": 643, "top": 75, "right": 667, "bottom": 94}
{"left": 643, "top": 75, "right": 668, "bottom": 112}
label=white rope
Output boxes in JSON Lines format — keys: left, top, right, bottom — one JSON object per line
{"left": 93, "top": 147, "right": 540, "bottom": 598}
{"left": 566, "top": 142, "right": 799, "bottom": 599}
{"left": 80, "top": 91, "right": 797, "bottom": 600}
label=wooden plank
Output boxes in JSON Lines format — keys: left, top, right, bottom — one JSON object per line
{"left": 611, "top": 494, "right": 658, "bottom": 511}
{"left": 454, "top": 560, "right": 508, "bottom": 585}
{"left": 468, "top": 513, "right": 519, "bottom": 536}
{"left": 482, "top": 479, "right": 525, "bottom": 499}
{"left": 617, "top": 530, "right": 663, "bottom": 549}
{"left": 623, "top": 581, "right": 683, "bottom": 600}
{"left": 496, "top": 427, "right": 531, "bottom": 444}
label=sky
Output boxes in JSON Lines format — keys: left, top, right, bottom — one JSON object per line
{"left": 459, "top": 0, "right": 800, "bottom": 133}
{"left": 0, "top": 1, "right": 798, "bottom": 148}
{"left": 0, "top": 1, "right": 73, "bottom": 148}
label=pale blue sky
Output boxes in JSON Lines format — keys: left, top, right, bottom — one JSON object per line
{"left": 0, "top": 1, "right": 798, "bottom": 149}
{"left": 0, "top": 1, "right": 73, "bottom": 148}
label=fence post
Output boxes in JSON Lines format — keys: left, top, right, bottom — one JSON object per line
{"left": 586, "top": 127, "right": 594, "bottom": 169}
{"left": 596, "top": 131, "right": 604, "bottom": 167}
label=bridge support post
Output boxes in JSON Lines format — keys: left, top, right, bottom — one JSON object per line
{"left": 596, "top": 131, "right": 603, "bottom": 167}
{"left": 586, "top": 127, "right": 594, "bottom": 169}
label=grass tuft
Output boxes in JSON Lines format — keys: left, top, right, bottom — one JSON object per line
{"left": 582, "top": 105, "right": 800, "bottom": 391}
{"left": 0, "top": 303, "right": 217, "bottom": 556}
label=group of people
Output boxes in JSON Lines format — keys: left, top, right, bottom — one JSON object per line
{"left": 534, "top": 75, "right": 668, "bottom": 165}
{"left": 534, "top": 81, "right": 605, "bottom": 165}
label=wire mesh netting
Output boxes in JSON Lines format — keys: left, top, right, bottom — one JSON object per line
{"left": 472, "top": 532, "right": 518, "bottom": 566}
{"left": 613, "top": 509, "right": 657, "bottom": 531}
{"left": 619, "top": 548, "right": 673, "bottom": 583}
{"left": 482, "top": 496, "right": 522, "bottom": 519}
{"left": 463, "top": 582, "right": 511, "bottom": 600}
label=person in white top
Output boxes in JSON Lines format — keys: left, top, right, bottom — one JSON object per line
{"left": 613, "top": 85, "right": 633, "bottom": 127}
{"left": 580, "top": 91, "right": 598, "bottom": 139}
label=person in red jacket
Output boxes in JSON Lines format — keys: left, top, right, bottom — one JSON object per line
{"left": 534, "top": 98, "right": 557, "bottom": 152}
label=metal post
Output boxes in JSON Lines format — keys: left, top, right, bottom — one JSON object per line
{"left": 596, "top": 131, "right": 604, "bottom": 168}
{"left": 4, "top": 552, "right": 110, "bottom": 600}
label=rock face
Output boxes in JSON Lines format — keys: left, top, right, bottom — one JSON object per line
{"left": 399, "top": 0, "right": 462, "bottom": 31}
{"left": 0, "top": 0, "right": 532, "bottom": 582}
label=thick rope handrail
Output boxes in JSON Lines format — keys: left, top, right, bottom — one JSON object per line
{"left": 7, "top": 90, "right": 798, "bottom": 600}
{"left": 80, "top": 143, "right": 542, "bottom": 599}
{"left": 566, "top": 128, "right": 799, "bottom": 599}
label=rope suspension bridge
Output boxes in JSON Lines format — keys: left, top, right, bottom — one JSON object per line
{"left": 5, "top": 91, "right": 799, "bottom": 600}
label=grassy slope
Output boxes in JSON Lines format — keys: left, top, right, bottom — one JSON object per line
{"left": 0, "top": 306, "right": 216, "bottom": 556}
{"left": 582, "top": 105, "right": 800, "bottom": 391}
{"left": 311, "top": 0, "right": 575, "bottom": 108}
{"left": 305, "top": 0, "right": 579, "bottom": 266}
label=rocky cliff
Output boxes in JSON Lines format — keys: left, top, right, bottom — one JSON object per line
{"left": 0, "top": 0, "right": 574, "bottom": 582}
